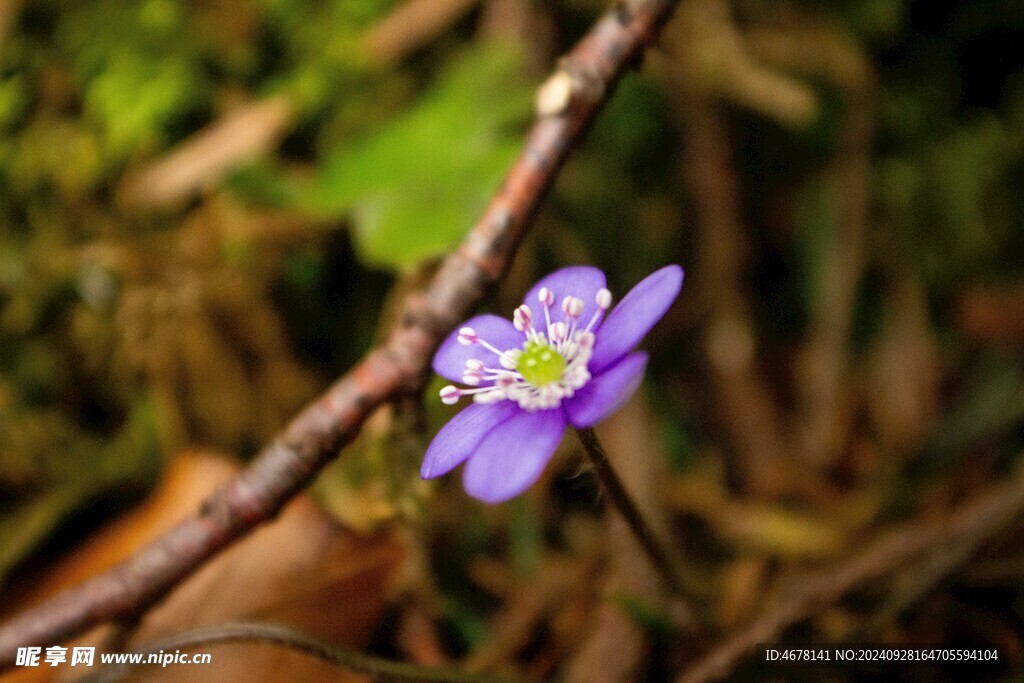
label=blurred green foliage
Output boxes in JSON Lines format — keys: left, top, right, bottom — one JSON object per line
{"left": 306, "top": 44, "right": 532, "bottom": 270}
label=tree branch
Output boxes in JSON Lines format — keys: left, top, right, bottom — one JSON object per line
{"left": 0, "top": 0, "right": 681, "bottom": 669}
{"left": 676, "top": 464, "right": 1024, "bottom": 683}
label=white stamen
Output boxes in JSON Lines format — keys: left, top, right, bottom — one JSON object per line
{"left": 513, "top": 304, "right": 534, "bottom": 333}
{"left": 585, "top": 288, "right": 613, "bottom": 332}
{"left": 560, "top": 296, "right": 584, "bottom": 351}
{"left": 474, "top": 389, "right": 506, "bottom": 404}
{"left": 561, "top": 296, "right": 584, "bottom": 318}
{"left": 442, "top": 282, "right": 606, "bottom": 411}
{"left": 472, "top": 336, "right": 516, "bottom": 360}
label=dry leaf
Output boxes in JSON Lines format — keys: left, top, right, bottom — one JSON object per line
{"left": 2, "top": 453, "right": 403, "bottom": 683}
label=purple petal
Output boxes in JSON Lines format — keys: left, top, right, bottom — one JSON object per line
{"left": 462, "top": 409, "right": 567, "bottom": 503}
{"left": 522, "top": 266, "right": 607, "bottom": 331}
{"left": 589, "top": 265, "right": 683, "bottom": 374}
{"left": 432, "top": 314, "right": 524, "bottom": 383}
{"left": 421, "top": 401, "right": 520, "bottom": 479}
{"left": 565, "top": 352, "right": 648, "bottom": 428}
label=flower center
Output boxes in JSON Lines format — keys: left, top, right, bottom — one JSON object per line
{"left": 440, "top": 284, "right": 615, "bottom": 411}
{"left": 516, "top": 340, "right": 566, "bottom": 387}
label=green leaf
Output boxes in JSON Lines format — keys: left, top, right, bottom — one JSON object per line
{"left": 307, "top": 43, "right": 532, "bottom": 271}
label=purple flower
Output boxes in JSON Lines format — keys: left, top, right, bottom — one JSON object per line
{"left": 421, "top": 265, "right": 684, "bottom": 503}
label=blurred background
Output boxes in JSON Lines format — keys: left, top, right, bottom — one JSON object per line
{"left": 1, "top": 0, "right": 1024, "bottom": 680}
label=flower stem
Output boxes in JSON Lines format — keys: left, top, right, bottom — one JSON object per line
{"left": 575, "top": 428, "right": 686, "bottom": 594}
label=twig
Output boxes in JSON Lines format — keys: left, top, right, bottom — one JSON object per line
{"left": 854, "top": 526, "right": 988, "bottom": 639}
{"left": 666, "top": 0, "right": 817, "bottom": 128}
{"left": 117, "top": 97, "right": 294, "bottom": 210}
{"left": 664, "top": 27, "right": 790, "bottom": 495}
{"left": 576, "top": 428, "right": 687, "bottom": 594}
{"left": 79, "top": 621, "right": 518, "bottom": 683}
{"left": 745, "top": 23, "right": 875, "bottom": 466}
{"left": 362, "top": 0, "right": 480, "bottom": 65}
{"left": 0, "top": 0, "right": 682, "bottom": 669}
{"left": 676, "top": 464, "right": 1024, "bottom": 683}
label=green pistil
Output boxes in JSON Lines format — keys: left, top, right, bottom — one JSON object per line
{"left": 516, "top": 340, "right": 566, "bottom": 387}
